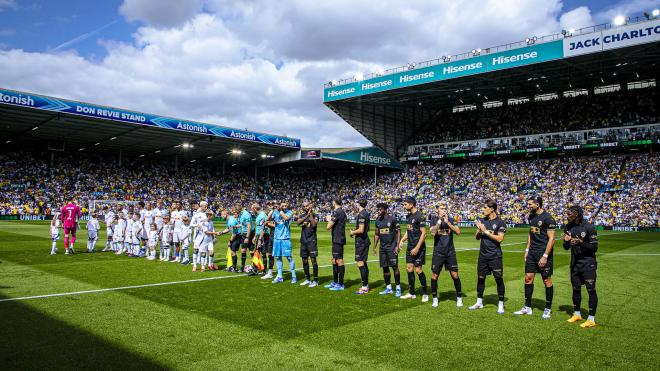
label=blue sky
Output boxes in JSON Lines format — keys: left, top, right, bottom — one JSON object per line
{"left": 0, "top": 0, "right": 658, "bottom": 147}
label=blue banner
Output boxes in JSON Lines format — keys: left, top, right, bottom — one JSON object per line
{"left": 324, "top": 40, "right": 564, "bottom": 102}
{"left": 0, "top": 88, "right": 301, "bottom": 148}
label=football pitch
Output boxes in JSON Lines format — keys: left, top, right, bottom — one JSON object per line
{"left": 0, "top": 221, "right": 659, "bottom": 370}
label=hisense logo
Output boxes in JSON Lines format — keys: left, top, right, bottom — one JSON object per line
{"left": 491, "top": 51, "right": 538, "bottom": 66}
{"left": 327, "top": 87, "right": 356, "bottom": 97}
{"left": 360, "top": 151, "right": 391, "bottom": 165}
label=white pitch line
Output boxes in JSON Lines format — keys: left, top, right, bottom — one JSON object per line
{"left": 1, "top": 231, "right": 655, "bottom": 303}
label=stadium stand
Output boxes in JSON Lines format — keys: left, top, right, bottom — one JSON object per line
{"left": 1, "top": 150, "right": 657, "bottom": 227}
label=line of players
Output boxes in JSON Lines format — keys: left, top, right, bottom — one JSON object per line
{"left": 49, "top": 195, "right": 599, "bottom": 328}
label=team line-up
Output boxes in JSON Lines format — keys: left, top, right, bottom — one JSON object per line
{"left": 51, "top": 195, "right": 599, "bottom": 328}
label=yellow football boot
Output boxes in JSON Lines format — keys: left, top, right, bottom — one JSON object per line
{"left": 567, "top": 315, "right": 583, "bottom": 323}
{"left": 580, "top": 319, "right": 597, "bottom": 328}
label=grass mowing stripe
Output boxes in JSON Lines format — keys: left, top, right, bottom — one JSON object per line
{"left": 0, "top": 231, "right": 649, "bottom": 303}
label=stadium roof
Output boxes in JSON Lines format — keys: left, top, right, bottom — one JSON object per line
{"left": 323, "top": 16, "right": 660, "bottom": 158}
{"left": 0, "top": 88, "right": 300, "bottom": 166}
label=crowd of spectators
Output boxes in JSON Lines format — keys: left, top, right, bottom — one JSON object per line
{"left": 410, "top": 86, "right": 658, "bottom": 145}
{"left": 1, "top": 150, "right": 657, "bottom": 227}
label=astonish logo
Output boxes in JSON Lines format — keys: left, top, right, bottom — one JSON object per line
{"left": 177, "top": 122, "right": 208, "bottom": 134}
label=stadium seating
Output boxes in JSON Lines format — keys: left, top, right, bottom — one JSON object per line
{"left": 1, "top": 150, "right": 657, "bottom": 227}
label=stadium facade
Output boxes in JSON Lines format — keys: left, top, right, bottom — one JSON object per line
{"left": 323, "top": 16, "right": 660, "bottom": 159}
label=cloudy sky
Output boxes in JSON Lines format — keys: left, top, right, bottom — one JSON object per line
{"left": 0, "top": 0, "right": 658, "bottom": 147}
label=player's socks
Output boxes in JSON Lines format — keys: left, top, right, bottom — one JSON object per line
{"left": 232, "top": 255, "right": 238, "bottom": 269}
{"left": 407, "top": 271, "right": 416, "bottom": 295}
{"left": 394, "top": 270, "right": 401, "bottom": 287}
{"left": 268, "top": 255, "right": 274, "bottom": 270}
{"left": 182, "top": 247, "right": 189, "bottom": 262}
{"left": 332, "top": 263, "right": 338, "bottom": 284}
{"left": 431, "top": 278, "right": 438, "bottom": 299}
{"left": 303, "top": 261, "right": 310, "bottom": 281}
{"left": 50, "top": 241, "right": 57, "bottom": 255}
{"left": 383, "top": 269, "right": 391, "bottom": 287}
{"left": 312, "top": 259, "right": 318, "bottom": 282}
{"left": 64, "top": 237, "right": 69, "bottom": 249}
{"left": 498, "top": 301, "right": 505, "bottom": 314}
{"left": 525, "top": 283, "right": 533, "bottom": 307}
{"left": 241, "top": 252, "right": 247, "bottom": 267}
{"left": 495, "top": 276, "right": 505, "bottom": 302}
{"left": 200, "top": 253, "right": 206, "bottom": 268}
{"left": 432, "top": 297, "right": 438, "bottom": 308}
{"left": 587, "top": 315, "right": 595, "bottom": 322}
{"left": 288, "top": 258, "right": 296, "bottom": 281}
{"left": 71, "top": 236, "right": 76, "bottom": 247}
{"left": 418, "top": 271, "right": 427, "bottom": 295}
{"left": 453, "top": 276, "right": 462, "bottom": 298}
{"left": 545, "top": 285, "right": 553, "bottom": 310}
{"left": 358, "top": 265, "right": 368, "bottom": 288}
{"left": 276, "top": 257, "right": 283, "bottom": 278}
{"left": 208, "top": 255, "right": 214, "bottom": 268}
{"left": 338, "top": 264, "right": 345, "bottom": 286}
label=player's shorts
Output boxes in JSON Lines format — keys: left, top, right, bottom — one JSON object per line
{"left": 173, "top": 229, "right": 182, "bottom": 243}
{"left": 354, "top": 241, "right": 369, "bottom": 262}
{"left": 88, "top": 234, "right": 98, "bottom": 242}
{"left": 406, "top": 245, "right": 426, "bottom": 266}
{"left": 331, "top": 242, "right": 345, "bottom": 260}
{"left": 181, "top": 238, "right": 190, "bottom": 248}
{"left": 300, "top": 240, "right": 318, "bottom": 258}
{"left": 203, "top": 240, "right": 214, "bottom": 253}
{"left": 64, "top": 225, "right": 77, "bottom": 236}
{"left": 51, "top": 234, "right": 60, "bottom": 242}
{"left": 106, "top": 226, "right": 114, "bottom": 237}
{"left": 132, "top": 236, "right": 140, "bottom": 245}
{"left": 570, "top": 268, "right": 597, "bottom": 286}
{"left": 113, "top": 236, "right": 123, "bottom": 243}
{"left": 525, "top": 251, "right": 553, "bottom": 278}
{"left": 273, "top": 239, "right": 292, "bottom": 257}
{"left": 477, "top": 256, "right": 503, "bottom": 278}
{"left": 258, "top": 233, "right": 271, "bottom": 254}
{"left": 241, "top": 234, "right": 254, "bottom": 251}
{"left": 229, "top": 237, "right": 242, "bottom": 252}
{"left": 379, "top": 248, "right": 398, "bottom": 268}
{"left": 431, "top": 254, "right": 458, "bottom": 274}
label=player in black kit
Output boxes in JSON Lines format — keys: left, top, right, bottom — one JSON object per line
{"left": 325, "top": 199, "right": 347, "bottom": 291}
{"left": 563, "top": 205, "right": 599, "bottom": 328}
{"left": 350, "top": 199, "right": 371, "bottom": 294}
{"left": 296, "top": 201, "right": 319, "bottom": 287}
{"left": 374, "top": 203, "right": 402, "bottom": 297}
{"left": 514, "top": 196, "right": 557, "bottom": 319}
{"left": 429, "top": 202, "right": 463, "bottom": 308}
{"left": 469, "top": 199, "right": 507, "bottom": 314}
{"left": 398, "top": 196, "right": 428, "bottom": 302}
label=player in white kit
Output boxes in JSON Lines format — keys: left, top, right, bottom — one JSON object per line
{"left": 191, "top": 201, "right": 209, "bottom": 272}
{"left": 180, "top": 216, "right": 192, "bottom": 265}
{"left": 171, "top": 201, "right": 187, "bottom": 263}
{"left": 50, "top": 212, "right": 61, "bottom": 255}
{"left": 86, "top": 212, "right": 101, "bottom": 253}
{"left": 102, "top": 205, "right": 116, "bottom": 252}
{"left": 124, "top": 213, "right": 134, "bottom": 255}
{"left": 146, "top": 223, "right": 159, "bottom": 260}
{"left": 160, "top": 215, "right": 173, "bottom": 261}
{"left": 131, "top": 214, "right": 143, "bottom": 257}
{"left": 114, "top": 214, "right": 125, "bottom": 254}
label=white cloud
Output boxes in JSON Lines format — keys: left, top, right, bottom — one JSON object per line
{"left": 119, "top": 0, "right": 203, "bottom": 28}
{"left": 594, "top": 0, "right": 660, "bottom": 23}
{"left": 560, "top": 6, "right": 594, "bottom": 31}
{"left": 0, "top": 0, "right": 16, "bottom": 12}
{"left": 0, "top": 0, "right": 607, "bottom": 148}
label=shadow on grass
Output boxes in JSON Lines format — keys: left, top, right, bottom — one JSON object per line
{"left": 0, "top": 295, "right": 166, "bottom": 371}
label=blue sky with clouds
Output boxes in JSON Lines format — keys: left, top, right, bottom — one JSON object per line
{"left": 0, "top": 0, "right": 658, "bottom": 147}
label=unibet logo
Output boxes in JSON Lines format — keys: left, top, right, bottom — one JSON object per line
{"left": 360, "top": 151, "right": 391, "bottom": 165}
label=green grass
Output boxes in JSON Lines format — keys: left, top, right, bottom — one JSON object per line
{"left": 0, "top": 220, "right": 659, "bottom": 370}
